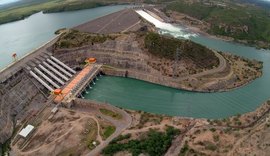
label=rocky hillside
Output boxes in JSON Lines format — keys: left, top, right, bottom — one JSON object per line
{"left": 144, "top": 32, "right": 219, "bottom": 69}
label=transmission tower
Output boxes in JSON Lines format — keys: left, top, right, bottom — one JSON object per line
{"left": 173, "top": 47, "right": 181, "bottom": 78}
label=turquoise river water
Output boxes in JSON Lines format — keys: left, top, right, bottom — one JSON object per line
{"left": 0, "top": 5, "right": 270, "bottom": 119}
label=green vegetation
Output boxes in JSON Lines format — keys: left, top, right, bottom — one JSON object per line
{"left": 54, "top": 30, "right": 113, "bottom": 50}
{"left": 144, "top": 32, "right": 219, "bottom": 69}
{"left": 102, "top": 126, "right": 115, "bottom": 139}
{"left": 110, "top": 133, "right": 131, "bottom": 144}
{"left": 0, "top": 0, "right": 51, "bottom": 24}
{"left": 43, "top": 1, "right": 105, "bottom": 13}
{"left": 101, "top": 124, "right": 116, "bottom": 140}
{"left": 137, "top": 112, "right": 163, "bottom": 128}
{"left": 0, "top": 0, "right": 129, "bottom": 25}
{"left": 81, "top": 120, "right": 98, "bottom": 150}
{"left": 213, "top": 135, "right": 219, "bottom": 142}
{"left": 1, "top": 141, "right": 10, "bottom": 156}
{"left": 99, "top": 108, "right": 122, "bottom": 120}
{"left": 179, "top": 141, "right": 189, "bottom": 156}
{"left": 205, "top": 142, "right": 217, "bottom": 151}
{"left": 0, "top": 0, "right": 66, "bottom": 25}
{"left": 167, "top": 0, "right": 270, "bottom": 49}
{"left": 102, "top": 126, "right": 180, "bottom": 156}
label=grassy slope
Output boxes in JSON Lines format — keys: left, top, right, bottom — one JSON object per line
{"left": 166, "top": 0, "right": 270, "bottom": 48}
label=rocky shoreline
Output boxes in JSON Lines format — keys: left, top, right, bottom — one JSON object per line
{"left": 100, "top": 64, "right": 261, "bottom": 93}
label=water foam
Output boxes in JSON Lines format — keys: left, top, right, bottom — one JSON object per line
{"left": 136, "top": 10, "right": 197, "bottom": 39}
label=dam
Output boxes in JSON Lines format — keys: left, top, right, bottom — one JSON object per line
{"left": 1, "top": 6, "right": 270, "bottom": 146}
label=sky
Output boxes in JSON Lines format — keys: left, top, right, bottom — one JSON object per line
{"left": 0, "top": 0, "right": 20, "bottom": 5}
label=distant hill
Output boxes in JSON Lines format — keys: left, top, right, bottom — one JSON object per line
{"left": 238, "top": 0, "right": 270, "bottom": 9}
{"left": 0, "top": 0, "right": 48, "bottom": 11}
{"left": 167, "top": 0, "right": 270, "bottom": 49}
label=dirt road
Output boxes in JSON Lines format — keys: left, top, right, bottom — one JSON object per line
{"left": 179, "top": 51, "right": 227, "bottom": 81}
{"left": 72, "top": 99, "right": 132, "bottom": 156}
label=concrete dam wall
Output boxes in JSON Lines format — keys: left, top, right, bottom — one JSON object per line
{"left": 0, "top": 69, "right": 47, "bottom": 143}
{"left": 0, "top": 38, "right": 78, "bottom": 144}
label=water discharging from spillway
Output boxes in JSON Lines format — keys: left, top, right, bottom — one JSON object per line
{"left": 135, "top": 10, "right": 197, "bottom": 39}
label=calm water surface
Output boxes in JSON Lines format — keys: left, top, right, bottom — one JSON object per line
{"left": 0, "top": 5, "right": 130, "bottom": 69}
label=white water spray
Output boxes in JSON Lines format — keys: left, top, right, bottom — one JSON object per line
{"left": 136, "top": 10, "right": 197, "bottom": 39}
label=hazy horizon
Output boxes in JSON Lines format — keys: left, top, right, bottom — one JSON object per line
{"left": 0, "top": 0, "right": 20, "bottom": 5}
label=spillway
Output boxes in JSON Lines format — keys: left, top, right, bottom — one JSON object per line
{"left": 135, "top": 10, "right": 197, "bottom": 39}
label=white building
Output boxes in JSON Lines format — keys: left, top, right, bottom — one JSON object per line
{"left": 18, "top": 125, "right": 34, "bottom": 138}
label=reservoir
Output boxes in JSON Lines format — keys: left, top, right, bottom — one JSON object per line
{"left": 0, "top": 6, "right": 270, "bottom": 119}
{"left": 0, "top": 5, "right": 130, "bottom": 69}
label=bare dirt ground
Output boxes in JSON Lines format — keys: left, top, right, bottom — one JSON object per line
{"left": 175, "top": 101, "right": 270, "bottom": 156}
{"left": 10, "top": 99, "right": 131, "bottom": 156}
{"left": 228, "top": 116, "right": 270, "bottom": 156}
{"left": 9, "top": 98, "right": 270, "bottom": 156}
{"left": 11, "top": 108, "right": 100, "bottom": 156}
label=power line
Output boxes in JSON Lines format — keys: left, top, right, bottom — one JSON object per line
{"left": 173, "top": 47, "right": 180, "bottom": 78}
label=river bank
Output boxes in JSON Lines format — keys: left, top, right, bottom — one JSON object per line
{"left": 159, "top": 10, "right": 270, "bottom": 50}
{"left": 100, "top": 56, "right": 262, "bottom": 93}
